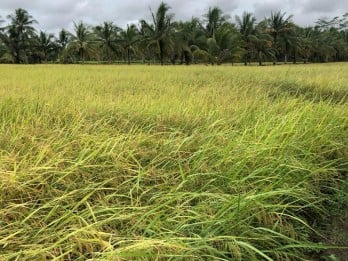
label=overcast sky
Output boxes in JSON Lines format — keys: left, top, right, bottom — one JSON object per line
{"left": 0, "top": 0, "right": 347, "bottom": 34}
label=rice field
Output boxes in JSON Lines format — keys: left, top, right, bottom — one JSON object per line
{"left": 0, "top": 64, "right": 347, "bottom": 260}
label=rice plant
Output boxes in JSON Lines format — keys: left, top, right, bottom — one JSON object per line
{"left": 0, "top": 64, "right": 347, "bottom": 260}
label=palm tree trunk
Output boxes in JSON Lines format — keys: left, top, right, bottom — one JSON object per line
{"left": 184, "top": 52, "right": 190, "bottom": 65}
{"left": 273, "top": 34, "right": 278, "bottom": 64}
{"left": 80, "top": 48, "right": 84, "bottom": 64}
{"left": 15, "top": 52, "right": 20, "bottom": 64}
{"left": 14, "top": 42, "right": 20, "bottom": 64}
{"left": 127, "top": 48, "right": 131, "bottom": 65}
{"left": 106, "top": 48, "right": 111, "bottom": 63}
{"left": 159, "top": 40, "right": 164, "bottom": 65}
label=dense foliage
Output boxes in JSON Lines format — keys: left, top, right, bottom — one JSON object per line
{"left": 0, "top": 3, "right": 348, "bottom": 64}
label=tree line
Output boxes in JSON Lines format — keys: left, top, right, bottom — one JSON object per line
{"left": 0, "top": 2, "right": 347, "bottom": 65}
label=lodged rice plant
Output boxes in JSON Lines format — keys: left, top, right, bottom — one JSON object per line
{"left": 0, "top": 64, "right": 347, "bottom": 260}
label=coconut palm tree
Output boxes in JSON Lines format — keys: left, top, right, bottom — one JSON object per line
{"left": 236, "top": 12, "right": 257, "bottom": 65}
{"left": 338, "top": 29, "right": 348, "bottom": 60}
{"left": 203, "top": 7, "right": 230, "bottom": 38}
{"left": 266, "top": 11, "right": 295, "bottom": 63}
{"left": 36, "top": 31, "right": 57, "bottom": 63}
{"left": 0, "top": 28, "right": 15, "bottom": 63}
{"left": 193, "top": 9, "right": 233, "bottom": 65}
{"left": 0, "top": 16, "right": 6, "bottom": 58}
{"left": 4, "top": 8, "right": 37, "bottom": 63}
{"left": 94, "top": 22, "right": 119, "bottom": 62}
{"left": 316, "top": 14, "right": 348, "bottom": 31}
{"left": 118, "top": 24, "right": 140, "bottom": 64}
{"left": 311, "top": 28, "right": 337, "bottom": 62}
{"left": 192, "top": 23, "right": 243, "bottom": 65}
{"left": 141, "top": 2, "right": 173, "bottom": 65}
{"left": 297, "top": 27, "right": 315, "bottom": 63}
{"left": 171, "top": 18, "right": 204, "bottom": 64}
{"left": 68, "top": 21, "right": 97, "bottom": 63}
{"left": 251, "top": 25, "right": 276, "bottom": 66}
{"left": 56, "top": 29, "right": 71, "bottom": 63}
{"left": 0, "top": 17, "right": 9, "bottom": 62}
{"left": 57, "top": 29, "right": 70, "bottom": 49}
{"left": 312, "top": 14, "right": 348, "bottom": 62}
{"left": 215, "top": 23, "right": 244, "bottom": 64}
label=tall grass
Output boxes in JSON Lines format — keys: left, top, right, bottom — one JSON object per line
{"left": 0, "top": 64, "right": 347, "bottom": 260}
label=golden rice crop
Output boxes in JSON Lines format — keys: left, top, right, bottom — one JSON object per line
{"left": 0, "top": 64, "right": 347, "bottom": 260}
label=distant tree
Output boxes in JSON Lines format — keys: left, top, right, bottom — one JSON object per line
{"left": 236, "top": 12, "right": 257, "bottom": 65}
{"left": 296, "top": 27, "right": 314, "bottom": 63}
{"left": 285, "top": 26, "right": 304, "bottom": 63}
{"left": 94, "top": 22, "right": 119, "bottom": 62}
{"left": 36, "top": 31, "right": 57, "bottom": 63}
{"left": 56, "top": 29, "right": 71, "bottom": 63}
{"left": 0, "top": 16, "right": 6, "bottom": 60}
{"left": 266, "top": 11, "right": 295, "bottom": 63}
{"left": 193, "top": 23, "right": 243, "bottom": 65}
{"left": 251, "top": 22, "right": 276, "bottom": 65}
{"left": 118, "top": 24, "right": 140, "bottom": 64}
{"left": 0, "top": 30, "right": 8, "bottom": 62}
{"left": 68, "top": 22, "right": 97, "bottom": 63}
{"left": 191, "top": 7, "right": 243, "bottom": 65}
{"left": 0, "top": 6, "right": 348, "bottom": 65}
{"left": 315, "top": 14, "right": 348, "bottom": 61}
{"left": 203, "top": 7, "right": 230, "bottom": 38}
{"left": 3, "top": 8, "right": 37, "bottom": 63}
{"left": 141, "top": 2, "right": 173, "bottom": 65}
{"left": 57, "top": 29, "right": 70, "bottom": 49}
{"left": 311, "top": 28, "right": 337, "bottom": 62}
{"left": 316, "top": 13, "right": 348, "bottom": 31}
{"left": 171, "top": 18, "right": 204, "bottom": 64}
{"left": 215, "top": 23, "right": 244, "bottom": 64}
